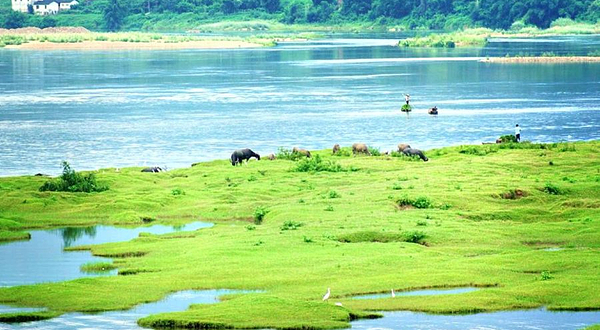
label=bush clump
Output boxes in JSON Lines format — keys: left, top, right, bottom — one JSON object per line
{"left": 281, "top": 220, "right": 303, "bottom": 231}
{"left": 499, "top": 135, "right": 517, "bottom": 143}
{"left": 294, "top": 155, "right": 347, "bottom": 173}
{"left": 397, "top": 196, "right": 432, "bottom": 209}
{"left": 276, "top": 147, "right": 305, "bottom": 161}
{"left": 253, "top": 206, "right": 269, "bottom": 224}
{"left": 39, "top": 161, "right": 108, "bottom": 193}
{"left": 403, "top": 230, "right": 428, "bottom": 244}
{"left": 543, "top": 183, "right": 563, "bottom": 195}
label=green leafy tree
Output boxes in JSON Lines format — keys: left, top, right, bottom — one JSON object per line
{"left": 3, "top": 11, "right": 26, "bottom": 29}
{"left": 104, "top": 0, "right": 124, "bottom": 31}
{"left": 284, "top": 1, "right": 307, "bottom": 23}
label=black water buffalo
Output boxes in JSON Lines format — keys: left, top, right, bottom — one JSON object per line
{"left": 231, "top": 148, "right": 260, "bottom": 166}
{"left": 141, "top": 166, "right": 164, "bottom": 173}
{"left": 402, "top": 148, "right": 429, "bottom": 162}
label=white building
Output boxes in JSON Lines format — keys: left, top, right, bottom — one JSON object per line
{"left": 12, "top": 0, "right": 78, "bottom": 15}
{"left": 11, "top": 0, "right": 34, "bottom": 13}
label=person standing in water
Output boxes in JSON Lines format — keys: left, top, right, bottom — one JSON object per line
{"left": 515, "top": 124, "right": 521, "bottom": 142}
{"left": 404, "top": 94, "right": 410, "bottom": 105}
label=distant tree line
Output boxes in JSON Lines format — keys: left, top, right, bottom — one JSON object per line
{"left": 1, "top": 0, "right": 599, "bottom": 31}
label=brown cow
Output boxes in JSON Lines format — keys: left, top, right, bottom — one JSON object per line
{"left": 352, "top": 143, "right": 371, "bottom": 155}
{"left": 293, "top": 147, "right": 311, "bottom": 158}
{"left": 332, "top": 144, "right": 340, "bottom": 154}
{"left": 397, "top": 144, "right": 411, "bottom": 152}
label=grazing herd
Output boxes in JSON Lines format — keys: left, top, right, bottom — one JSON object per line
{"left": 141, "top": 143, "right": 429, "bottom": 171}
{"left": 228, "top": 143, "right": 429, "bottom": 166}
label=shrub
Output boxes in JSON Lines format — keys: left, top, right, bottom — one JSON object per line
{"left": 39, "top": 161, "right": 108, "bottom": 193}
{"left": 392, "top": 183, "right": 402, "bottom": 190}
{"left": 294, "top": 155, "right": 347, "bottom": 173}
{"left": 253, "top": 206, "right": 268, "bottom": 224}
{"left": 332, "top": 147, "right": 352, "bottom": 157}
{"left": 499, "top": 135, "right": 517, "bottom": 143}
{"left": 276, "top": 147, "right": 304, "bottom": 161}
{"left": 281, "top": 220, "right": 303, "bottom": 231}
{"left": 324, "top": 205, "right": 334, "bottom": 211}
{"left": 540, "top": 271, "right": 553, "bottom": 280}
{"left": 543, "top": 183, "right": 563, "bottom": 195}
{"left": 368, "top": 147, "right": 381, "bottom": 156}
{"left": 398, "top": 196, "right": 432, "bottom": 209}
{"left": 171, "top": 188, "right": 185, "bottom": 196}
{"left": 328, "top": 190, "right": 341, "bottom": 198}
{"left": 416, "top": 220, "right": 428, "bottom": 226}
{"left": 403, "top": 230, "right": 427, "bottom": 244}
{"left": 303, "top": 236, "right": 313, "bottom": 243}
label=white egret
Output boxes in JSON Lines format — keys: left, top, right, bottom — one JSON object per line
{"left": 322, "top": 288, "right": 331, "bottom": 301}
{"left": 391, "top": 289, "right": 395, "bottom": 298}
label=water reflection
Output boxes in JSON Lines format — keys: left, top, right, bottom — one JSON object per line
{"left": 55, "top": 226, "right": 97, "bottom": 248}
{"left": 0, "top": 222, "right": 213, "bottom": 286}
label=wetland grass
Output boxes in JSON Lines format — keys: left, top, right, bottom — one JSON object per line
{"left": 0, "top": 141, "right": 598, "bottom": 329}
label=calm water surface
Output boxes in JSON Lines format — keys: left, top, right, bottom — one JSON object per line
{"left": 352, "top": 309, "right": 600, "bottom": 330}
{"left": 0, "top": 289, "right": 245, "bottom": 330}
{"left": 0, "top": 222, "right": 212, "bottom": 287}
{"left": 0, "top": 35, "right": 599, "bottom": 176}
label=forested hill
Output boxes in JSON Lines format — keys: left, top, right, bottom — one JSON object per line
{"left": 1, "top": 0, "right": 599, "bottom": 32}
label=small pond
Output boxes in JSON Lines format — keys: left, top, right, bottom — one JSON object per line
{"left": 0, "top": 222, "right": 213, "bottom": 287}
{"left": 351, "top": 308, "right": 600, "bottom": 330}
{"left": 0, "top": 289, "right": 246, "bottom": 330}
{"left": 352, "top": 287, "right": 480, "bottom": 300}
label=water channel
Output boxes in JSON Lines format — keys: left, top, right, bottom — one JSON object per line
{"left": 0, "top": 222, "right": 213, "bottom": 287}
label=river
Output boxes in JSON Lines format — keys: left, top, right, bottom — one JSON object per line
{"left": 1, "top": 35, "right": 599, "bottom": 176}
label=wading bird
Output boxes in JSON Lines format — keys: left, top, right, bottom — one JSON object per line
{"left": 323, "top": 288, "right": 331, "bottom": 301}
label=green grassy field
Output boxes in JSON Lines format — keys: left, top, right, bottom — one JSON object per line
{"left": 0, "top": 141, "right": 598, "bottom": 329}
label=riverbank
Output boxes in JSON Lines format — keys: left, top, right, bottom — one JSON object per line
{"left": 480, "top": 56, "right": 600, "bottom": 63}
{"left": 0, "top": 28, "right": 279, "bottom": 50}
{"left": 0, "top": 141, "right": 598, "bottom": 329}
{"left": 4, "top": 39, "right": 265, "bottom": 50}
{"left": 399, "top": 22, "right": 600, "bottom": 48}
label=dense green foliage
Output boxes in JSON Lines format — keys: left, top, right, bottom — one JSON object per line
{"left": 39, "top": 161, "right": 108, "bottom": 193}
{"left": 1, "top": 0, "right": 598, "bottom": 31}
